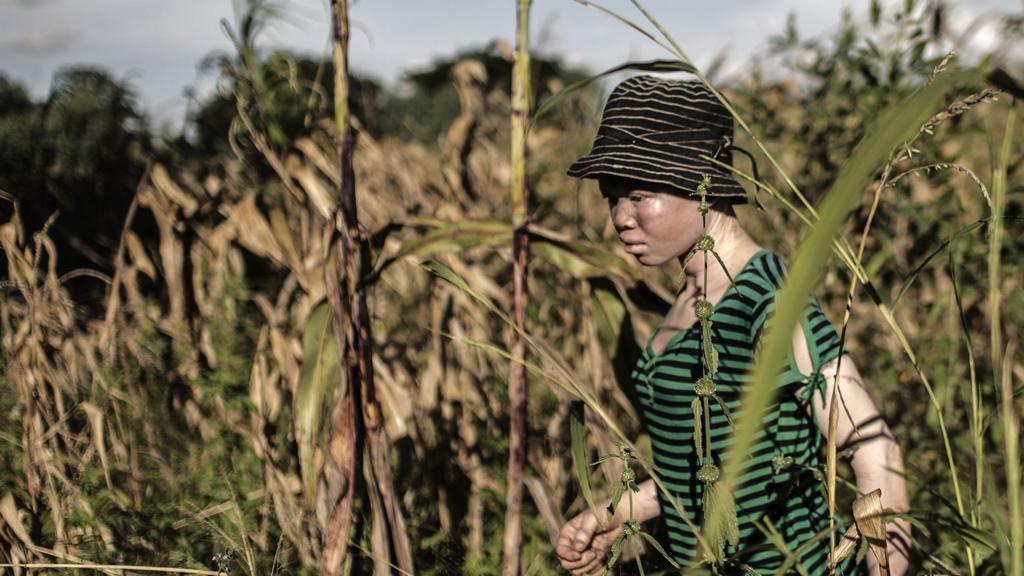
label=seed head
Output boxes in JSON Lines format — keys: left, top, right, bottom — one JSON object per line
{"left": 697, "top": 463, "right": 720, "bottom": 483}
{"left": 618, "top": 444, "right": 633, "bottom": 461}
{"left": 620, "top": 467, "right": 636, "bottom": 485}
{"left": 694, "top": 300, "right": 714, "bottom": 320}
{"left": 772, "top": 453, "right": 794, "bottom": 474}
{"left": 624, "top": 520, "right": 642, "bottom": 536}
{"left": 692, "top": 175, "right": 712, "bottom": 214}
{"left": 696, "top": 234, "right": 715, "bottom": 252}
{"left": 695, "top": 377, "right": 716, "bottom": 397}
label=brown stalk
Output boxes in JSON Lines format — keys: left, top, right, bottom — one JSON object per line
{"left": 502, "top": 1, "right": 532, "bottom": 574}
{"left": 322, "top": 249, "right": 357, "bottom": 576}
{"left": 322, "top": 1, "right": 413, "bottom": 574}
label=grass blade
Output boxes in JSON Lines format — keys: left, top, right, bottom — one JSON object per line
{"left": 991, "top": 106, "right": 1020, "bottom": 576}
{"left": 569, "top": 401, "right": 600, "bottom": 522}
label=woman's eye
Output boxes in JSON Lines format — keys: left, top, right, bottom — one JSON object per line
{"left": 629, "top": 194, "right": 645, "bottom": 202}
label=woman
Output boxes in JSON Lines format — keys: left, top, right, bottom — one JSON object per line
{"left": 555, "top": 76, "right": 910, "bottom": 574}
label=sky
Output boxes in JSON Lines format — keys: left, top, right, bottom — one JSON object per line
{"left": 0, "top": 0, "right": 1017, "bottom": 128}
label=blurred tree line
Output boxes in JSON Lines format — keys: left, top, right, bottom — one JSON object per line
{"left": 0, "top": 42, "right": 589, "bottom": 292}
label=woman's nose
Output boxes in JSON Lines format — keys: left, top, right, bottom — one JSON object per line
{"left": 611, "top": 197, "right": 636, "bottom": 229}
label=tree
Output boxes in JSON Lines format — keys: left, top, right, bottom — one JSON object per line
{"left": 0, "top": 68, "right": 149, "bottom": 277}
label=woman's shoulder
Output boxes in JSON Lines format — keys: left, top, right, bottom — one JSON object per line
{"left": 734, "top": 248, "right": 788, "bottom": 304}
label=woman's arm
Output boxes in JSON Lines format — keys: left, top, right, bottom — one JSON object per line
{"left": 791, "top": 327, "right": 911, "bottom": 576}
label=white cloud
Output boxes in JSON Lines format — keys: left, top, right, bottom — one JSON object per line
{"left": 0, "top": 27, "right": 75, "bottom": 53}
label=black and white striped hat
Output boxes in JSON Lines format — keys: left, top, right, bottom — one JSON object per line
{"left": 567, "top": 75, "right": 747, "bottom": 200}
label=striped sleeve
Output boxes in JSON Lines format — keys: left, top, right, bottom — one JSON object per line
{"left": 750, "top": 293, "right": 846, "bottom": 379}
{"left": 800, "top": 296, "right": 845, "bottom": 371}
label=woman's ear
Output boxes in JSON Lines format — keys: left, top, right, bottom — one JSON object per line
{"left": 708, "top": 196, "right": 738, "bottom": 217}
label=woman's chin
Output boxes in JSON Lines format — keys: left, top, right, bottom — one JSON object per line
{"left": 631, "top": 252, "right": 664, "bottom": 266}
{"left": 621, "top": 243, "right": 668, "bottom": 266}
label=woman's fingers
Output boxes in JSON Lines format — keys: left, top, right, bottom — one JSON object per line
{"left": 569, "top": 550, "right": 603, "bottom": 575}
{"left": 555, "top": 515, "right": 581, "bottom": 556}
{"left": 556, "top": 510, "right": 600, "bottom": 563}
{"left": 572, "top": 512, "right": 599, "bottom": 551}
{"left": 562, "top": 549, "right": 597, "bottom": 572}
{"left": 556, "top": 508, "right": 623, "bottom": 573}
{"left": 556, "top": 514, "right": 586, "bottom": 562}
{"left": 592, "top": 529, "right": 617, "bottom": 551}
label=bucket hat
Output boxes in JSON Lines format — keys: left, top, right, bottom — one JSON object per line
{"left": 567, "top": 75, "right": 747, "bottom": 200}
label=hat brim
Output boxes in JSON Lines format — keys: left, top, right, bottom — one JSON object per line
{"left": 567, "top": 144, "right": 747, "bottom": 199}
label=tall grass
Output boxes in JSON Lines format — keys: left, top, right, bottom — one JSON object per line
{"left": 0, "top": 1, "right": 1020, "bottom": 574}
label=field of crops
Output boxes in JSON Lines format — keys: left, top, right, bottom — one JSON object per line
{"left": 1, "top": 1, "right": 1022, "bottom": 574}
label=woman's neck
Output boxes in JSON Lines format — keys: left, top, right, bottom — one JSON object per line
{"left": 677, "top": 210, "right": 761, "bottom": 301}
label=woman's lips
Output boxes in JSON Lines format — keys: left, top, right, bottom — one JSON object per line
{"left": 623, "top": 243, "right": 646, "bottom": 254}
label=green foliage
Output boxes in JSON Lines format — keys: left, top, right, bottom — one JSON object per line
{"left": 0, "top": 356, "right": 24, "bottom": 501}
{"left": 379, "top": 45, "right": 593, "bottom": 142}
{"left": 187, "top": 48, "right": 385, "bottom": 154}
{"left": 0, "top": 68, "right": 148, "bottom": 276}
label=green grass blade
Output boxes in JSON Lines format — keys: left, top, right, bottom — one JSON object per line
{"left": 606, "top": 532, "right": 626, "bottom": 570}
{"left": 394, "top": 219, "right": 510, "bottom": 259}
{"left": 570, "top": 401, "right": 600, "bottom": 522}
{"left": 991, "top": 106, "right": 1020, "bottom": 576}
{"left": 640, "top": 531, "right": 680, "bottom": 568}
{"left": 609, "top": 478, "right": 624, "bottom": 516}
{"left": 570, "top": 0, "right": 678, "bottom": 60}
{"left": 891, "top": 219, "right": 988, "bottom": 306}
{"left": 422, "top": 260, "right": 499, "bottom": 314}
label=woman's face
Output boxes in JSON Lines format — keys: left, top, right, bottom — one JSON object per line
{"left": 599, "top": 177, "right": 704, "bottom": 266}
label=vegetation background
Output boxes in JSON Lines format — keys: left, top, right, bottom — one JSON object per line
{"left": 1, "top": 0, "right": 1022, "bottom": 574}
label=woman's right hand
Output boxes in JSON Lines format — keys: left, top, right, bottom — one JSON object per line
{"left": 555, "top": 507, "right": 621, "bottom": 575}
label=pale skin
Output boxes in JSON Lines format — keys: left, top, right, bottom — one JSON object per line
{"left": 556, "top": 177, "right": 911, "bottom": 575}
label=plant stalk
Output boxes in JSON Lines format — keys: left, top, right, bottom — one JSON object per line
{"left": 992, "top": 107, "right": 1018, "bottom": 576}
{"left": 325, "top": 1, "right": 413, "bottom": 574}
{"left": 503, "top": 1, "right": 532, "bottom": 574}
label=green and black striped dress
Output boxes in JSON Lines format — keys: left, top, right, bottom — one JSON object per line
{"left": 633, "top": 248, "right": 864, "bottom": 574}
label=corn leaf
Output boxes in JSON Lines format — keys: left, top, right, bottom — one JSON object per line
{"left": 295, "top": 300, "right": 341, "bottom": 507}
{"left": 590, "top": 283, "right": 626, "bottom": 350}
{"left": 530, "top": 232, "right": 638, "bottom": 282}
{"left": 391, "top": 220, "right": 510, "bottom": 261}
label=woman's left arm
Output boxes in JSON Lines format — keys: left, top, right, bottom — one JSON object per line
{"left": 791, "top": 329, "right": 911, "bottom": 576}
